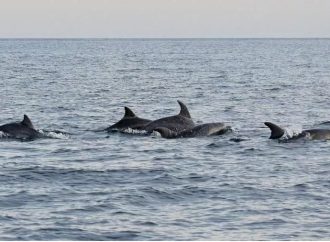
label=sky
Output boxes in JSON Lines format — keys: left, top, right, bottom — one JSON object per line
{"left": 0, "top": 0, "right": 330, "bottom": 38}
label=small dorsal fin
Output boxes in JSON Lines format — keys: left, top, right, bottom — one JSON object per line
{"left": 124, "top": 107, "right": 136, "bottom": 118}
{"left": 264, "top": 122, "right": 285, "bottom": 139}
{"left": 21, "top": 114, "right": 35, "bottom": 129}
{"left": 177, "top": 100, "right": 191, "bottom": 118}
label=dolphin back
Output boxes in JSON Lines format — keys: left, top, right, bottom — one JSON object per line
{"left": 144, "top": 100, "right": 195, "bottom": 133}
{"left": 178, "top": 122, "right": 229, "bottom": 138}
{"left": 106, "top": 107, "right": 151, "bottom": 132}
{"left": 303, "top": 129, "right": 330, "bottom": 140}
{"left": 154, "top": 123, "right": 230, "bottom": 139}
{"left": 0, "top": 122, "right": 39, "bottom": 140}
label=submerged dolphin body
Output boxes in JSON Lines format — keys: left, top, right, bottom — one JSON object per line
{"left": 0, "top": 115, "right": 40, "bottom": 140}
{"left": 264, "top": 122, "right": 330, "bottom": 140}
{"left": 154, "top": 122, "right": 231, "bottom": 139}
{"left": 105, "top": 107, "right": 151, "bottom": 132}
{"left": 143, "top": 100, "right": 195, "bottom": 133}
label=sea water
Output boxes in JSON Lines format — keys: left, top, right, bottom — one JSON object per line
{"left": 0, "top": 39, "right": 330, "bottom": 240}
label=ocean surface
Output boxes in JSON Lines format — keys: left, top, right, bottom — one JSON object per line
{"left": 0, "top": 38, "right": 330, "bottom": 240}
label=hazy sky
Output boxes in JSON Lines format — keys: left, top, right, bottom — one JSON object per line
{"left": 1, "top": 0, "right": 330, "bottom": 38}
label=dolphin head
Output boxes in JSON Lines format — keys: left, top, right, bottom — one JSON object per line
{"left": 186, "top": 122, "right": 230, "bottom": 137}
{"left": 208, "top": 123, "right": 231, "bottom": 135}
{"left": 153, "top": 127, "right": 177, "bottom": 138}
{"left": 303, "top": 129, "right": 330, "bottom": 140}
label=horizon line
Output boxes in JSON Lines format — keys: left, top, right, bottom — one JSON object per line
{"left": 1, "top": 37, "right": 330, "bottom": 40}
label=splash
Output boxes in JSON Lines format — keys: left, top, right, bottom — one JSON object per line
{"left": 110, "top": 128, "right": 149, "bottom": 136}
{"left": 0, "top": 131, "right": 10, "bottom": 138}
{"left": 280, "top": 127, "right": 303, "bottom": 140}
{"left": 124, "top": 128, "right": 148, "bottom": 134}
{"left": 38, "top": 129, "right": 71, "bottom": 139}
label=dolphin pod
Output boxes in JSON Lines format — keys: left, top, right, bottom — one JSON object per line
{"left": 2, "top": 101, "right": 330, "bottom": 141}
{"left": 105, "top": 105, "right": 330, "bottom": 140}
{"left": 105, "top": 100, "right": 231, "bottom": 138}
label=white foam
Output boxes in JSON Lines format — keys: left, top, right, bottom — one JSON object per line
{"left": 0, "top": 131, "right": 9, "bottom": 138}
{"left": 38, "top": 130, "right": 70, "bottom": 139}
{"left": 281, "top": 126, "right": 303, "bottom": 140}
{"left": 120, "top": 128, "right": 148, "bottom": 135}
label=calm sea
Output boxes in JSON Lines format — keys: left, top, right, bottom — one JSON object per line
{"left": 0, "top": 39, "right": 330, "bottom": 240}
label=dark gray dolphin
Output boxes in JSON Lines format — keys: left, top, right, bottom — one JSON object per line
{"left": 154, "top": 122, "right": 231, "bottom": 139}
{"left": 264, "top": 122, "right": 330, "bottom": 140}
{"left": 105, "top": 107, "right": 151, "bottom": 132}
{"left": 0, "top": 115, "right": 40, "bottom": 140}
{"left": 143, "top": 100, "right": 195, "bottom": 133}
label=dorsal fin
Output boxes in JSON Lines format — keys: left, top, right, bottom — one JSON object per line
{"left": 177, "top": 100, "right": 191, "bottom": 118}
{"left": 21, "top": 114, "right": 35, "bottom": 129}
{"left": 264, "top": 122, "right": 285, "bottom": 139}
{"left": 124, "top": 107, "right": 136, "bottom": 118}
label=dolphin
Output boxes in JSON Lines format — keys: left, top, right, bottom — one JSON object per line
{"left": 105, "top": 107, "right": 151, "bottom": 132}
{"left": 264, "top": 122, "right": 330, "bottom": 140}
{"left": 154, "top": 122, "right": 231, "bottom": 139}
{"left": 0, "top": 115, "right": 40, "bottom": 140}
{"left": 143, "top": 100, "right": 195, "bottom": 133}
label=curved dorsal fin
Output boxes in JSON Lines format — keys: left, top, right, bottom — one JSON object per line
{"left": 177, "top": 100, "right": 191, "bottom": 118}
{"left": 21, "top": 114, "right": 34, "bottom": 129}
{"left": 124, "top": 107, "right": 136, "bottom": 118}
{"left": 264, "top": 122, "right": 285, "bottom": 139}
